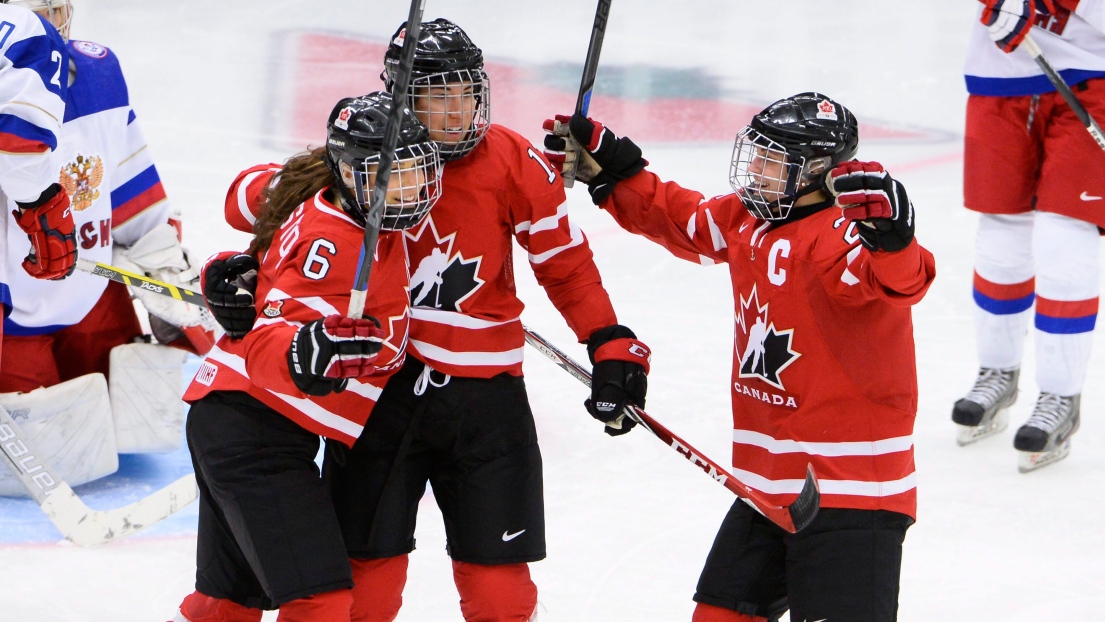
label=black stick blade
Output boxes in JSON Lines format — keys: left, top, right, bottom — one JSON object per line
{"left": 787, "top": 463, "right": 821, "bottom": 532}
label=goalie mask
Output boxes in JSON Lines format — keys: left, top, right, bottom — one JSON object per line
{"left": 730, "top": 92, "right": 858, "bottom": 221}
{"left": 384, "top": 18, "right": 491, "bottom": 161}
{"left": 324, "top": 92, "right": 443, "bottom": 231}
{"left": 3, "top": 0, "right": 72, "bottom": 40}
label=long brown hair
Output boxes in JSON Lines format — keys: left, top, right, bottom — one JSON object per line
{"left": 248, "top": 147, "right": 335, "bottom": 255}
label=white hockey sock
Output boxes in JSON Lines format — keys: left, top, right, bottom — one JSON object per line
{"left": 973, "top": 213, "right": 1035, "bottom": 369}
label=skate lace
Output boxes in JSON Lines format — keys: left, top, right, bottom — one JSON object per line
{"left": 1024, "top": 393, "right": 1067, "bottom": 433}
{"left": 964, "top": 368, "right": 1013, "bottom": 407}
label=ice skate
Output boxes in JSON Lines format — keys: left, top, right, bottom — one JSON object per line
{"left": 1014, "top": 392, "right": 1080, "bottom": 473}
{"left": 951, "top": 367, "right": 1019, "bottom": 446}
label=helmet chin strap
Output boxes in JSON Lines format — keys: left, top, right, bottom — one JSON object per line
{"left": 323, "top": 155, "right": 369, "bottom": 227}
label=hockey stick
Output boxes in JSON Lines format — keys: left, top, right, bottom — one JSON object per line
{"left": 347, "top": 0, "right": 427, "bottom": 319}
{"left": 76, "top": 257, "right": 204, "bottom": 304}
{"left": 0, "top": 404, "right": 198, "bottom": 546}
{"left": 561, "top": 0, "right": 612, "bottom": 189}
{"left": 1022, "top": 33, "right": 1105, "bottom": 152}
{"left": 522, "top": 326, "right": 820, "bottom": 533}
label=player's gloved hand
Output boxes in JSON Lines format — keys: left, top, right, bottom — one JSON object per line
{"left": 542, "top": 114, "right": 646, "bottom": 205}
{"left": 12, "top": 183, "right": 77, "bottom": 280}
{"left": 827, "top": 161, "right": 915, "bottom": 253}
{"left": 287, "top": 315, "right": 387, "bottom": 397}
{"left": 979, "top": 0, "right": 1055, "bottom": 53}
{"left": 201, "top": 251, "right": 259, "bottom": 339}
{"left": 586, "top": 324, "right": 650, "bottom": 437}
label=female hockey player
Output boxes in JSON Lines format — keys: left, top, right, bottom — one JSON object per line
{"left": 543, "top": 93, "right": 935, "bottom": 622}
{"left": 173, "top": 93, "right": 442, "bottom": 622}
{"left": 202, "top": 19, "right": 651, "bottom": 621}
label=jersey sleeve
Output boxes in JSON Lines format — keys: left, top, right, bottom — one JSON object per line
{"left": 110, "top": 108, "right": 171, "bottom": 245}
{"left": 1074, "top": 0, "right": 1105, "bottom": 33}
{"left": 508, "top": 138, "right": 617, "bottom": 342}
{"left": 602, "top": 170, "right": 736, "bottom": 265}
{"left": 0, "top": 10, "right": 66, "bottom": 203}
{"left": 822, "top": 230, "right": 936, "bottom": 307}
{"left": 224, "top": 164, "right": 280, "bottom": 233}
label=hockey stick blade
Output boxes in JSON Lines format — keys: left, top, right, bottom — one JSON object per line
{"left": 76, "top": 257, "right": 204, "bottom": 304}
{"left": 1022, "top": 34, "right": 1105, "bottom": 153}
{"left": 0, "top": 404, "right": 198, "bottom": 546}
{"left": 522, "top": 325, "right": 820, "bottom": 533}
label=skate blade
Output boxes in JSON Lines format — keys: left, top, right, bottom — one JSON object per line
{"left": 1018, "top": 440, "right": 1072, "bottom": 473}
{"left": 956, "top": 409, "right": 1010, "bottom": 446}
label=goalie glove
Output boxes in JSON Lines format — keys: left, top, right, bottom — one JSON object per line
{"left": 113, "top": 222, "right": 217, "bottom": 355}
{"left": 201, "top": 251, "right": 259, "bottom": 339}
{"left": 586, "top": 324, "right": 650, "bottom": 437}
{"left": 287, "top": 315, "right": 387, "bottom": 397}
{"left": 12, "top": 183, "right": 77, "bottom": 280}
{"left": 542, "top": 114, "right": 646, "bottom": 205}
{"left": 826, "top": 161, "right": 915, "bottom": 253}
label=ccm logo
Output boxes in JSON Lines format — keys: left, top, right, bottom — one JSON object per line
{"left": 628, "top": 343, "right": 651, "bottom": 361}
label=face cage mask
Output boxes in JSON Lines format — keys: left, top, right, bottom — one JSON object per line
{"left": 729, "top": 127, "right": 826, "bottom": 221}
{"left": 408, "top": 68, "right": 491, "bottom": 161}
{"left": 347, "top": 142, "right": 443, "bottom": 232}
{"left": 9, "top": 0, "right": 72, "bottom": 40}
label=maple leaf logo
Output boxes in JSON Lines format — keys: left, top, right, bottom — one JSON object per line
{"left": 404, "top": 215, "right": 484, "bottom": 312}
{"left": 735, "top": 284, "right": 800, "bottom": 391}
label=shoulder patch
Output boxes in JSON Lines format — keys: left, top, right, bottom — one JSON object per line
{"left": 262, "top": 300, "right": 284, "bottom": 318}
{"left": 71, "top": 40, "right": 108, "bottom": 59}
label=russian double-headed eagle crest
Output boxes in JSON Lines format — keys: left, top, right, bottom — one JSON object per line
{"left": 59, "top": 154, "right": 104, "bottom": 211}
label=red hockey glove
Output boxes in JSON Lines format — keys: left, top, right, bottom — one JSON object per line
{"left": 979, "top": 0, "right": 1055, "bottom": 53}
{"left": 202, "top": 251, "right": 259, "bottom": 339}
{"left": 827, "top": 161, "right": 915, "bottom": 253}
{"left": 12, "top": 183, "right": 76, "bottom": 280}
{"left": 543, "top": 113, "right": 647, "bottom": 205}
{"left": 287, "top": 315, "right": 387, "bottom": 397}
{"left": 586, "top": 324, "right": 650, "bottom": 437}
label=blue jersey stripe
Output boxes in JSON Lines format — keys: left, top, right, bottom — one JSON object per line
{"left": 3, "top": 317, "right": 67, "bottom": 335}
{"left": 966, "top": 69, "right": 1105, "bottom": 97}
{"left": 111, "top": 164, "right": 161, "bottom": 208}
{"left": 0, "top": 283, "right": 10, "bottom": 318}
{"left": 0, "top": 112, "right": 56, "bottom": 151}
{"left": 127, "top": 109, "right": 135, "bottom": 124}
{"left": 1035, "top": 313, "right": 1097, "bottom": 334}
{"left": 64, "top": 41, "right": 129, "bottom": 122}
{"left": 5, "top": 25, "right": 66, "bottom": 99}
{"left": 974, "top": 289, "right": 1035, "bottom": 315}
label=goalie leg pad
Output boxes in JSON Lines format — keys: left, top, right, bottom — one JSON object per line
{"left": 0, "top": 373, "right": 118, "bottom": 497}
{"left": 109, "top": 342, "right": 188, "bottom": 453}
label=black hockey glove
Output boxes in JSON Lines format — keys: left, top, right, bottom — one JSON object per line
{"left": 542, "top": 113, "right": 646, "bottom": 205}
{"left": 827, "top": 161, "right": 915, "bottom": 253}
{"left": 201, "top": 251, "right": 259, "bottom": 339}
{"left": 586, "top": 324, "right": 651, "bottom": 437}
{"left": 287, "top": 315, "right": 387, "bottom": 397}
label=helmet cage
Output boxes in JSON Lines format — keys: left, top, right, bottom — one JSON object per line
{"left": 405, "top": 68, "right": 491, "bottom": 161}
{"left": 338, "top": 141, "right": 443, "bottom": 232}
{"left": 729, "top": 127, "right": 828, "bottom": 221}
{"left": 7, "top": 0, "right": 72, "bottom": 40}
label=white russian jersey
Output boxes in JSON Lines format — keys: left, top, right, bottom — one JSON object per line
{"left": 4, "top": 39, "right": 170, "bottom": 336}
{"left": 0, "top": 7, "right": 67, "bottom": 321}
{"left": 965, "top": 2, "right": 1105, "bottom": 96}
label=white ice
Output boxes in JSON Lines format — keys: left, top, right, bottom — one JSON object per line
{"left": 3, "top": 0, "right": 1104, "bottom": 620}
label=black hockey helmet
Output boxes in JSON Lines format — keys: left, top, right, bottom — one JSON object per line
{"left": 323, "top": 92, "right": 442, "bottom": 231}
{"left": 383, "top": 18, "right": 491, "bottom": 161}
{"left": 730, "top": 92, "right": 859, "bottom": 221}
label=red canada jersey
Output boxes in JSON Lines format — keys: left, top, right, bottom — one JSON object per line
{"left": 403, "top": 124, "right": 616, "bottom": 377}
{"left": 604, "top": 172, "right": 936, "bottom": 518}
{"left": 184, "top": 184, "right": 410, "bottom": 447}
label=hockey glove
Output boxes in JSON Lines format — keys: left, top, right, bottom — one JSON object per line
{"left": 287, "top": 315, "right": 387, "bottom": 397}
{"left": 201, "top": 251, "right": 259, "bottom": 339}
{"left": 979, "top": 0, "right": 1055, "bottom": 53}
{"left": 542, "top": 114, "right": 646, "bottom": 205}
{"left": 586, "top": 324, "right": 650, "bottom": 437}
{"left": 827, "top": 161, "right": 915, "bottom": 253}
{"left": 12, "top": 183, "right": 77, "bottom": 280}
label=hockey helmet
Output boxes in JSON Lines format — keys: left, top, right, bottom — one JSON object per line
{"left": 730, "top": 92, "right": 859, "bottom": 221}
{"left": 324, "top": 92, "right": 442, "bottom": 231}
{"left": 3, "top": 0, "right": 72, "bottom": 40}
{"left": 383, "top": 18, "right": 491, "bottom": 161}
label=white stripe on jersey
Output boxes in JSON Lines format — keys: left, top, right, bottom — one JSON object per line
{"left": 731, "top": 465, "right": 917, "bottom": 498}
{"left": 528, "top": 219, "right": 585, "bottom": 264}
{"left": 236, "top": 170, "right": 268, "bottom": 227}
{"left": 732, "top": 429, "right": 914, "bottom": 457}
{"left": 409, "top": 307, "right": 518, "bottom": 330}
{"left": 409, "top": 338, "right": 525, "bottom": 366}
{"left": 514, "top": 201, "right": 568, "bottom": 235}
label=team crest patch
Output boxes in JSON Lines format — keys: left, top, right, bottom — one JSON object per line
{"left": 72, "top": 40, "right": 108, "bottom": 58}
{"left": 392, "top": 28, "right": 406, "bottom": 47}
{"left": 816, "top": 99, "right": 838, "bottom": 121}
{"left": 735, "top": 284, "right": 800, "bottom": 391}
{"left": 334, "top": 107, "right": 353, "bottom": 130}
{"left": 59, "top": 154, "right": 103, "bottom": 212}
{"left": 262, "top": 300, "right": 284, "bottom": 318}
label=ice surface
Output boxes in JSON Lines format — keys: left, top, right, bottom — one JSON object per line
{"left": 2, "top": 1, "right": 1104, "bottom": 620}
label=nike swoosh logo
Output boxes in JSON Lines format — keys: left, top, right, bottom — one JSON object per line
{"left": 1081, "top": 191, "right": 1102, "bottom": 201}
{"left": 502, "top": 529, "right": 526, "bottom": 542}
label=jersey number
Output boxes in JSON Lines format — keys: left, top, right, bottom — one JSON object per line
{"left": 527, "top": 147, "right": 557, "bottom": 184}
{"left": 0, "top": 22, "right": 13, "bottom": 49}
{"left": 303, "top": 239, "right": 336, "bottom": 280}
{"left": 50, "top": 50, "right": 62, "bottom": 88}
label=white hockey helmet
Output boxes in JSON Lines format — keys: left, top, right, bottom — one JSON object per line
{"left": 3, "top": 0, "right": 72, "bottom": 40}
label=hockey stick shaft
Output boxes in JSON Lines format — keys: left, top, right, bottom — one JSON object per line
{"left": 76, "top": 257, "right": 203, "bottom": 304}
{"left": 0, "top": 404, "right": 198, "bottom": 545}
{"left": 522, "top": 325, "right": 819, "bottom": 533}
{"left": 1022, "top": 33, "right": 1105, "bottom": 152}
{"left": 348, "top": 0, "right": 427, "bottom": 319}
{"left": 562, "top": 0, "right": 612, "bottom": 189}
